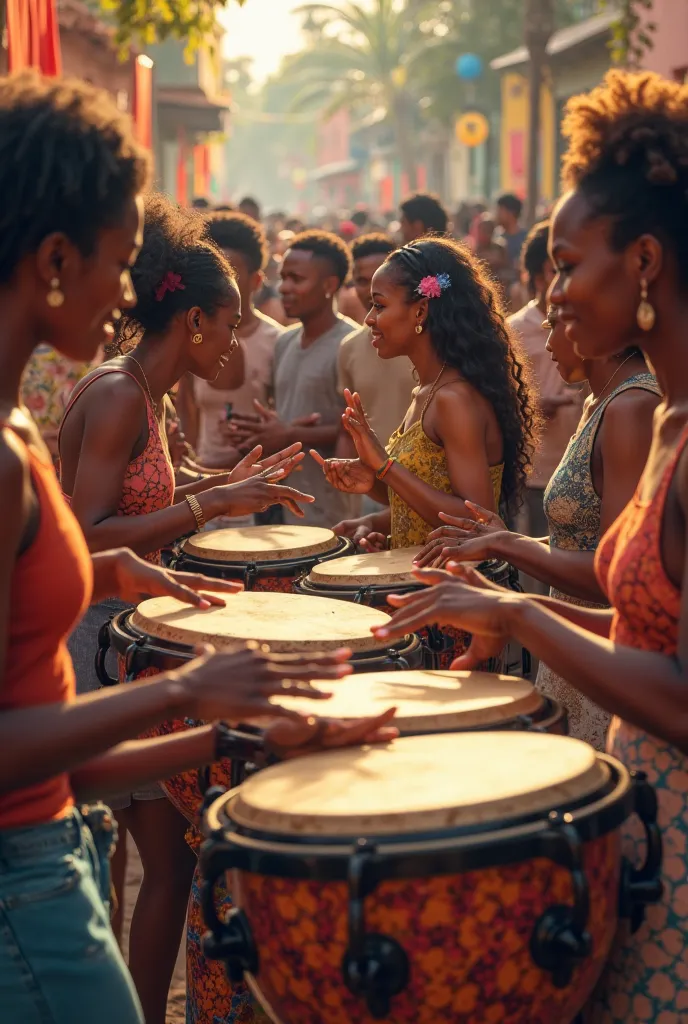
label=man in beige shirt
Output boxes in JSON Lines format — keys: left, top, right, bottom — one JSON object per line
{"left": 509, "top": 221, "right": 585, "bottom": 540}
{"left": 337, "top": 234, "right": 415, "bottom": 512}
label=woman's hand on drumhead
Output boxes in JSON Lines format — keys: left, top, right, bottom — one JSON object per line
{"left": 175, "top": 644, "right": 354, "bottom": 722}
{"left": 263, "top": 708, "right": 398, "bottom": 760}
{"left": 201, "top": 478, "right": 315, "bottom": 520}
{"left": 309, "top": 451, "right": 376, "bottom": 494}
{"left": 370, "top": 572, "right": 518, "bottom": 657}
{"left": 111, "top": 549, "right": 243, "bottom": 608}
{"left": 414, "top": 533, "right": 498, "bottom": 569}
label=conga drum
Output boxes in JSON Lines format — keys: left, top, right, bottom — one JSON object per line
{"left": 294, "top": 547, "right": 515, "bottom": 669}
{"left": 201, "top": 733, "right": 662, "bottom": 1024}
{"left": 272, "top": 668, "right": 567, "bottom": 736}
{"left": 96, "top": 591, "right": 427, "bottom": 828}
{"left": 172, "top": 524, "right": 354, "bottom": 592}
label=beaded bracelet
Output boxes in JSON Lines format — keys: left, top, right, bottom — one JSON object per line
{"left": 375, "top": 456, "right": 395, "bottom": 481}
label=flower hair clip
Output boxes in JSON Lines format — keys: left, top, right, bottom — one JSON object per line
{"left": 416, "top": 273, "right": 451, "bottom": 299}
{"left": 155, "top": 271, "right": 185, "bottom": 302}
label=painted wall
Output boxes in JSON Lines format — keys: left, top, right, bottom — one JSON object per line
{"left": 641, "top": 0, "right": 688, "bottom": 80}
{"left": 498, "top": 72, "right": 556, "bottom": 202}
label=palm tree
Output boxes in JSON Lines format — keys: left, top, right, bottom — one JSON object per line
{"left": 280, "top": 0, "right": 425, "bottom": 189}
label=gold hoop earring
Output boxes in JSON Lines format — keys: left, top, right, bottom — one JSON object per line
{"left": 192, "top": 333, "right": 203, "bottom": 345}
{"left": 637, "top": 279, "right": 656, "bottom": 332}
{"left": 415, "top": 323, "right": 423, "bottom": 334}
{"left": 46, "top": 277, "right": 64, "bottom": 308}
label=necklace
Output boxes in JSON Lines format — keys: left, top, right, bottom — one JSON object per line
{"left": 420, "top": 362, "right": 448, "bottom": 419}
{"left": 126, "top": 353, "right": 158, "bottom": 412}
{"left": 591, "top": 353, "right": 636, "bottom": 407}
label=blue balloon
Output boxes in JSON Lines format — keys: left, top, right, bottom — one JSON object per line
{"left": 455, "top": 53, "right": 483, "bottom": 81}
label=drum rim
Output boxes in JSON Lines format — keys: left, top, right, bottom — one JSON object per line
{"left": 298, "top": 557, "right": 512, "bottom": 595}
{"left": 107, "top": 608, "right": 422, "bottom": 664}
{"left": 201, "top": 753, "right": 633, "bottom": 880}
{"left": 174, "top": 534, "right": 354, "bottom": 577}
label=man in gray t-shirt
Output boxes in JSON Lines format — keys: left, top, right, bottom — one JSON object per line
{"left": 234, "top": 231, "right": 358, "bottom": 527}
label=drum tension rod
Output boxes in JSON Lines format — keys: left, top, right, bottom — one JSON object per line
{"left": 342, "top": 838, "right": 410, "bottom": 1019}
{"left": 619, "top": 770, "right": 664, "bottom": 932}
{"left": 530, "top": 812, "right": 592, "bottom": 988}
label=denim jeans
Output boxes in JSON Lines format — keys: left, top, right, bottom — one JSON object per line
{"left": 0, "top": 805, "right": 143, "bottom": 1024}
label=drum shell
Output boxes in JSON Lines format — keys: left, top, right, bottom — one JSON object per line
{"left": 172, "top": 535, "right": 355, "bottom": 593}
{"left": 203, "top": 755, "right": 635, "bottom": 1024}
{"left": 294, "top": 558, "right": 515, "bottom": 671}
{"left": 102, "top": 609, "right": 428, "bottom": 828}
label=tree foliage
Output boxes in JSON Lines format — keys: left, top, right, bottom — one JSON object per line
{"left": 96, "top": 0, "right": 246, "bottom": 53}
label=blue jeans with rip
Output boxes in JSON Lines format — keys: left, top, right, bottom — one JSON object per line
{"left": 0, "top": 804, "right": 143, "bottom": 1024}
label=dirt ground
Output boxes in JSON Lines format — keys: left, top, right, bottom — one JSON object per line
{"left": 121, "top": 835, "right": 187, "bottom": 1024}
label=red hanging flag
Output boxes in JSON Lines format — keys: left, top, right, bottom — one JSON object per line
{"left": 133, "top": 55, "right": 154, "bottom": 151}
{"left": 7, "top": 0, "right": 62, "bottom": 76}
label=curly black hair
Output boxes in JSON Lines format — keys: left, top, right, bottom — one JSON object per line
{"left": 562, "top": 69, "right": 688, "bottom": 289}
{"left": 205, "top": 211, "right": 269, "bottom": 274}
{"left": 289, "top": 229, "right": 352, "bottom": 287}
{"left": 385, "top": 237, "right": 537, "bottom": 513}
{"left": 115, "top": 194, "right": 237, "bottom": 350}
{"left": 351, "top": 233, "right": 395, "bottom": 262}
{"left": 0, "top": 71, "right": 149, "bottom": 285}
{"left": 400, "top": 193, "right": 448, "bottom": 234}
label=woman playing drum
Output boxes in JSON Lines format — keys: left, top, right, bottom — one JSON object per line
{"left": 311, "top": 236, "right": 537, "bottom": 550}
{"left": 0, "top": 72, "right": 394, "bottom": 1024}
{"left": 415, "top": 307, "right": 661, "bottom": 749}
{"left": 374, "top": 70, "right": 688, "bottom": 1024}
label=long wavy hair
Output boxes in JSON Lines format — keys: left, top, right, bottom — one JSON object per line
{"left": 385, "top": 237, "right": 538, "bottom": 513}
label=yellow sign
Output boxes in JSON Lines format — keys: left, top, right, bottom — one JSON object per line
{"left": 455, "top": 112, "right": 489, "bottom": 148}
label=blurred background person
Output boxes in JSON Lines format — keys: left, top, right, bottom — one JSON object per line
{"left": 337, "top": 233, "right": 415, "bottom": 514}
{"left": 399, "top": 192, "right": 449, "bottom": 243}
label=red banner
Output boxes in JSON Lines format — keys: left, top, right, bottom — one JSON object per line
{"left": 133, "top": 55, "right": 154, "bottom": 151}
{"left": 7, "top": 0, "right": 62, "bottom": 75}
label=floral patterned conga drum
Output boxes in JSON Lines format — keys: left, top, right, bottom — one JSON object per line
{"left": 293, "top": 546, "right": 515, "bottom": 670}
{"left": 173, "top": 523, "right": 354, "bottom": 592}
{"left": 201, "top": 732, "right": 662, "bottom": 1024}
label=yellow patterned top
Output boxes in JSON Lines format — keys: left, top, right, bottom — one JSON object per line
{"left": 387, "top": 420, "right": 504, "bottom": 548}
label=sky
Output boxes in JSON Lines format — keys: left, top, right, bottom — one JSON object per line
{"left": 221, "top": 0, "right": 306, "bottom": 81}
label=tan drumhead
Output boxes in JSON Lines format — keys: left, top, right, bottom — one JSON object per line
{"left": 227, "top": 732, "right": 608, "bottom": 836}
{"left": 182, "top": 525, "right": 339, "bottom": 563}
{"left": 271, "top": 669, "right": 543, "bottom": 731}
{"left": 308, "top": 546, "right": 425, "bottom": 587}
{"left": 130, "top": 592, "right": 391, "bottom": 653}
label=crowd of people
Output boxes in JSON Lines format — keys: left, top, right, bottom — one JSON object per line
{"left": 1, "top": 60, "right": 687, "bottom": 1024}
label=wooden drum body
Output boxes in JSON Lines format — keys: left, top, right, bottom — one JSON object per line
{"left": 201, "top": 734, "right": 662, "bottom": 1024}
{"left": 96, "top": 592, "right": 427, "bottom": 829}
{"left": 294, "top": 547, "right": 516, "bottom": 670}
{"left": 172, "top": 524, "right": 354, "bottom": 593}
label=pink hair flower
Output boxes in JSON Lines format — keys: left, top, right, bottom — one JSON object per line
{"left": 155, "top": 271, "right": 185, "bottom": 302}
{"left": 416, "top": 274, "right": 451, "bottom": 299}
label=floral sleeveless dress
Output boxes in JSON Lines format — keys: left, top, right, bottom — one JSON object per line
{"left": 538, "top": 373, "right": 660, "bottom": 749}
{"left": 585, "top": 422, "right": 688, "bottom": 1023}
{"left": 386, "top": 419, "right": 503, "bottom": 548}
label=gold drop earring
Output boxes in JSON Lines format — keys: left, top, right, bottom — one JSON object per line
{"left": 46, "top": 277, "right": 64, "bottom": 308}
{"left": 192, "top": 333, "right": 203, "bottom": 345}
{"left": 637, "top": 278, "right": 656, "bottom": 332}
{"left": 415, "top": 322, "right": 423, "bottom": 334}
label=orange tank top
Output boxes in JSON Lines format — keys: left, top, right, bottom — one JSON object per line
{"left": 0, "top": 429, "right": 92, "bottom": 829}
{"left": 60, "top": 367, "right": 176, "bottom": 563}
{"left": 595, "top": 423, "right": 686, "bottom": 653}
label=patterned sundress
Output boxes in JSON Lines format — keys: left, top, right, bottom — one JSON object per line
{"left": 538, "top": 373, "right": 660, "bottom": 749}
{"left": 586, "top": 421, "right": 688, "bottom": 1023}
{"left": 386, "top": 418, "right": 503, "bottom": 548}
